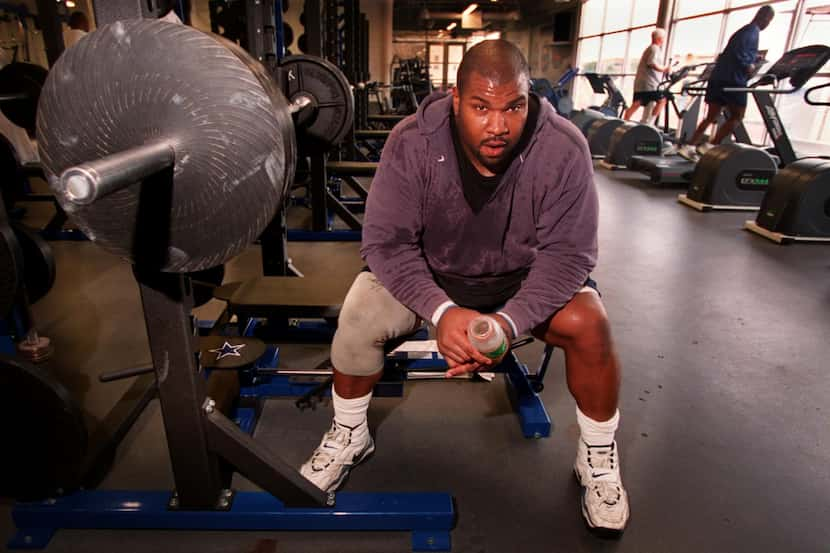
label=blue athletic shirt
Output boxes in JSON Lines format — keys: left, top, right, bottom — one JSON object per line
{"left": 710, "top": 23, "right": 760, "bottom": 85}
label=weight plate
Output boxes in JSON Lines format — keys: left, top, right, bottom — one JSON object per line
{"left": 297, "top": 34, "right": 307, "bottom": 54}
{"left": 0, "top": 62, "right": 47, "bottom": 136}
{"left": 0, "top": 135, "right": 25, "bottom": 211}
{"left": 0, "top": 355, "right": 88, "bottom": 499}
{"left": 37, "top": 20, "right": 296, "bottom": 273}
{"left": 284, "top": 22, "right": 294, "bottom": 48}
{"left": 11, "top": 221, "right": 56, "bottom": 304}
{"left": 0, "top": 222, "right": 23, "bottom": 318}
{"left": 278, "top": 55, "right": 354, "bottom": 154}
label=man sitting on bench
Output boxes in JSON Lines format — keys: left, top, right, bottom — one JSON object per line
{"left": 300, "top": 39, "right": 629, "bottom": 535}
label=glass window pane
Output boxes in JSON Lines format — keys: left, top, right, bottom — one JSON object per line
{"left": 776, "top": 77, "right": 830, "bottom": 150}
{"left": 794, "top": 2, "right": 830, "bottom": 49}
{"left": 429, "top": 45, "right": 443, "bottom": 63}
{"left": 429, "top": 64, "right": 443, "bottom": 88}
{"left": 604, "top": 0, "right": 633, "bottom": 32}
{"left": 577, "top": 36, "right": 602, "bottom": 73}
{"left": 447, "top": 63, "right": 460, "bottom": 86}
{"left": 670, "top": 15, "right": 722, "bottom": 65}
{"left": 632, "top": 0, "right": 660, "bottom": 27}
{"left": 627, "top": 27, "right": 657, "bottom": 74}
{"left": 599, "top": 32, "right": 629, "bottom": 74}
{"left": 574, "top": 37, "right": 603, "bottom": 109}
{"left": 447, "top": 44, "right": 464, "bottom": 64}
{"left": 675, "top": 0, "right": 726, "bottom": 19}
{"left": 579, "top": 0, "right": 606, "bottom": 37}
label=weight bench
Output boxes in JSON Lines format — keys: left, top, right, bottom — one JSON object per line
{"left": 326, "top": 160, "right": 378, "bottom": 177}
{"left": 355, "top": 129, "right": 391, "bottom": 140}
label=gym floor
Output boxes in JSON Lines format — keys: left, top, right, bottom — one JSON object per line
{"left": 1, "top": 166, "right": 828, "bottom": 553}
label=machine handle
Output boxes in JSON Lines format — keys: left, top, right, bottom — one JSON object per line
{"left": 805, "top": 82, "right": 830, "bottom": 106}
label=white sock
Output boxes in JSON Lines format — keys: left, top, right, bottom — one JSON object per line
{"left": 576, "top": 406, "right": 619, "bottom": 446}
{"left": 332, "top": 388, "right": 372, "bottom": 429}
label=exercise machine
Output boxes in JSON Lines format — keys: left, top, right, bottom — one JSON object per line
{"left": 601, "top": 63, "right": 701, "bottom": 169}
{"left": 744, "top": 81, "right": 830, "bottom": 242}
{"left": 531, "top": 66, "right": 579, "bottom": 116}
{"left": 679, "top": 45, "right": 830, "bottom": 211}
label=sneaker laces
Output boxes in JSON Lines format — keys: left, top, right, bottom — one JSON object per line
{"left": 585, "top": 443, "right": 622, "bottom": 506}
{"left": 310, "top": 422, "right": 353, "bottom": 470}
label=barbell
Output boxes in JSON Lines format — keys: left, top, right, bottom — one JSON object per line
{"left": 37, "top": 19, "right": 353, "bottom": 273}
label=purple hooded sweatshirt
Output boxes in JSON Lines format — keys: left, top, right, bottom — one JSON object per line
{"left": 361, "top": 91, "right": 598, "bottom": 336}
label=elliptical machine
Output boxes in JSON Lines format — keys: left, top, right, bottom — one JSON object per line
{"left": 678, "top": 45, "right": 830, "bottom": 212}
{"left": 531, "top": 66, "right": 579, "bottom": 116}
{"left": 569, "top": 73, "right": 628, "bottom": 158}
{"left": 745, "top": 80, "right": 830, "bottom": 243}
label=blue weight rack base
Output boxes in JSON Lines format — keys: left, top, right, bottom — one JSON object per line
{"left": 9, "top": 490, "right": 454, "bottom": 551}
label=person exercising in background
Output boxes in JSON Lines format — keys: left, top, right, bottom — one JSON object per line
{"left": 681, "top": 5, "right": 775, "bottom": 160}
{"left": 624, "top": 28, "right": 671, "bottom": 125}
{"left": 63, "top": 11, "right": 89, "bottom": 49}
{"left": 300, "top": 39, "right": 630, "bottom": 536}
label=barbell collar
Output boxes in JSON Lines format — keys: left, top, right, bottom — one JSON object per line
{"left": 61, "top": 141, "right": 176, "bottom": 206}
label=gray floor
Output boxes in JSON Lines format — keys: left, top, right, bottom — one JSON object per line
{"left": 2, "top": 166, "right": 829, "bottom": 553}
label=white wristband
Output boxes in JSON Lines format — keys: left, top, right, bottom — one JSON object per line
{"left": 431, "top": 301, "right": 457, "bottom": 327}
{"left": 495, "top": 311, "right": 519, "bottom": 338}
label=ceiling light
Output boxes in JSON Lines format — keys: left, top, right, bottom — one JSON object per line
{"left": 446, "top": 22, "right": 457, "bottom": 31}
{"left": 462, "top": 4, "right": 479, "bottom": 17}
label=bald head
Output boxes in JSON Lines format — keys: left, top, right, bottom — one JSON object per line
{"left": 754, "top": 5, "right": 775, "bottom": 29}
{"left": 456, "top": 39, "right": 530, "bottom": 95}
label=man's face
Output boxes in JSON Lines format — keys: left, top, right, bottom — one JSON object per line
{"left": 654, "top": 34, "right": 664, "bottom": 46}
{"left": 759, "top": 13, "right": 774, "bottom": 30}
{"left": 452, "top": 71, "right": 529, "bottom": 174}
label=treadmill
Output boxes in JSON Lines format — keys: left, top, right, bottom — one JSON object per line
{"left": 680, "top": 44, "right": 830, "bottom": 211}
{"left": 627, "top": 64, "right": 716, "bottom": 184}
{"left": 628, "top": 58, "right": 764, "bottom": 185}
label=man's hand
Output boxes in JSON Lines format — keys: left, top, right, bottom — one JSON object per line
{"left": 437, "top": 306, "right": 493, "bottom": 377}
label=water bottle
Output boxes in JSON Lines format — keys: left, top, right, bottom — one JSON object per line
{"left": 467, "top": 315, "right": 508, "bottom": 363}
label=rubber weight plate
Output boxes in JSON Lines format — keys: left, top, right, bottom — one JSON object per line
{"left": 0, "top": 62, "right": 47, "bottom": 136}
{"left": 37, "top": 20, "right": 296, "bottom": 273}
{"left": 0, "top": 355, "right": 88, "bottom": 500}
{"left": 11, "top": 221, "right": 56, "bottom": 304}
{"left": 278, "top": 55, "right": 354, "bottom": 153}
{"left": 0, "top": 222, "right": 23, "bottom": 318}
{"left": 284, "top": 22, "right": 294, "bottom": 48}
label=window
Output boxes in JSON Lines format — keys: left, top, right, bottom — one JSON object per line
{"left": 428, "top": 43, "right": 467, "bottom": 90}
{"left": 574, "top": 0, "right": 662, "bottom": 113}
{"left": 580, "top": 0, "right": 606, "bottom": 37}
{"left": 667, "top": 0, "right": 828, "bottom": 152}
{"left": 675, "top": 0, "right": 727, "bottom": 19}
{"left": 669, "top": 15, "right": 723, "bottom": 64}
{"left": 603, "top": 0, "right": 634, "bottom": 33}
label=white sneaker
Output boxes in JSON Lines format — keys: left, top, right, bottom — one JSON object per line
{"left": 300, "top": 420, "right": 375, "bottom": 493}
{"left": 574, "top": 440, "right": 630, "bottom": 536}
{"left": 677, "top": 144, "right": 699, "bottom": 162}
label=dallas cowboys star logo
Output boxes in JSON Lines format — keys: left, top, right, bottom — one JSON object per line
{"left": 208, "top": 341, "right": 246, "bottom": 361}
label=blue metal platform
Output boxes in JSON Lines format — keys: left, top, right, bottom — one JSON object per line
{"left": 10, "top": 490, "right": 454, "bottom": 551}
